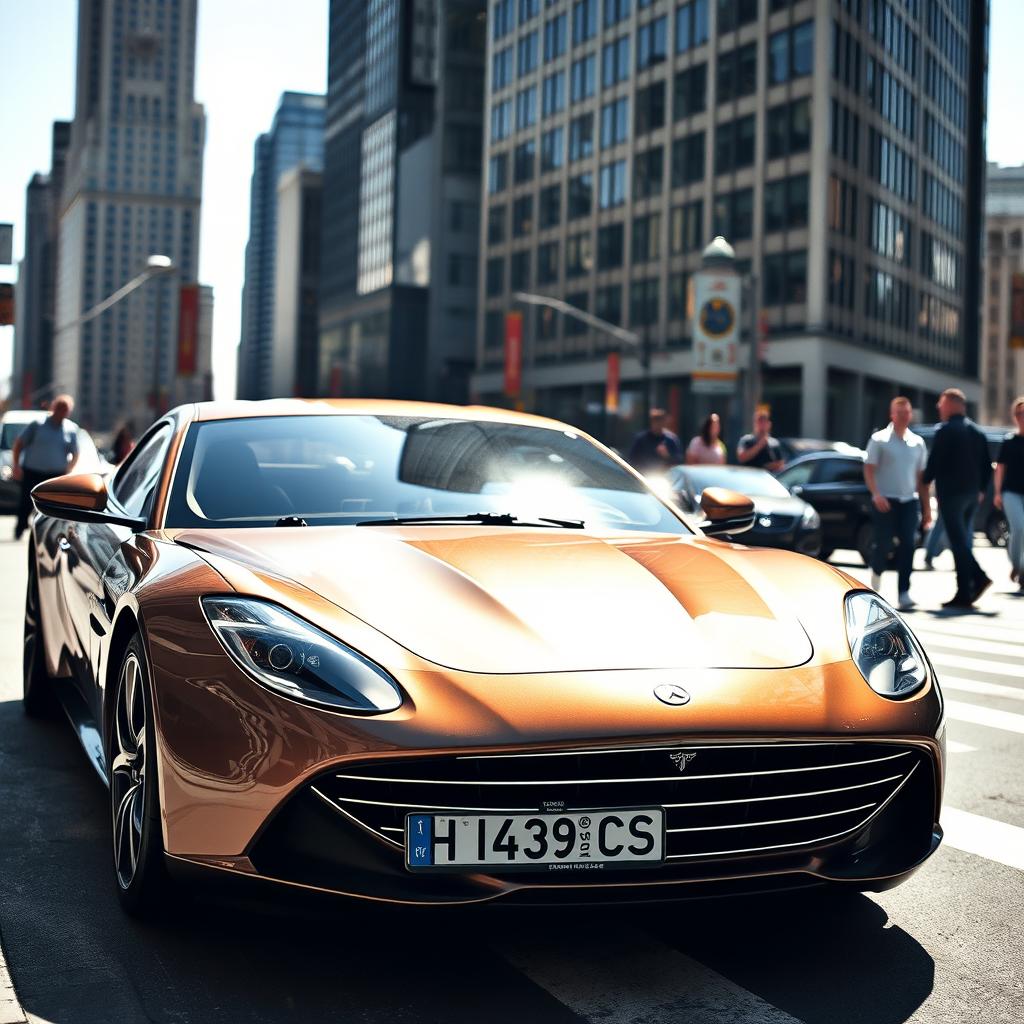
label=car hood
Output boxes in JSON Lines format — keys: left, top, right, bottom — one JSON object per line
{"left": 172, "top": 527, "right": 814, "bottom": 674}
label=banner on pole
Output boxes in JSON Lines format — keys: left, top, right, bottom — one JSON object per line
{"left": 0, "top": 282, "right": 13, "bottom": 326}
{"left": 177, "top": 284, "right": 199, "bottom": 376}
{"left": 504, "top": 311, "right": 522, "bottom": 397}
{"left": 605, "top": 351, "right": 620, "bottom": 414}
{"left": 692, "top": 270, "right": 740, "bottom": 395}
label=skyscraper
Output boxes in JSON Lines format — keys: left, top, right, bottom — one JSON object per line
{"left": 236, "top": 91, "right": 325, "bottom": 400}
{"left": 54, "top": 0, "right": 209, "bottom": 431}
{"left": 474, "top": 0, "right": 988, "bottom": 444}
{"left": 12, "top": 122, "right": 71, "bottom": 409}
{"left": 318, "top": 0, "right": 487, "bottom": 403}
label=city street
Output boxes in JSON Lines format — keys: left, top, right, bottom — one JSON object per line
{"left": 0, "top": 520, "right": 1021, "bottom": 1024}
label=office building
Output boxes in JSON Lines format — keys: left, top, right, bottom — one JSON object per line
{"left": 54, "top": 0, "right": 209, "bottom": 431}
{"left": 318, "top": 0, "right": 486, "bottom": 403}
{"left": 474, "top": 0, "right": 988, "bottom": 445}
{"left": 237, "top": 91, "right": 325, "bottom": 399}
{"left": 981, "top": 163, "right": 1024, "bottom": 424}
{"left": 12, "top": 122, "right": 71, "bottom": 408}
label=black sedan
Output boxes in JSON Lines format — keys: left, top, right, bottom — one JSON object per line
{"left": 665, "top": 464, "right": 822, "bottom": 557}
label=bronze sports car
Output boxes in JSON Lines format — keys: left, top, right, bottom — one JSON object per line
{"left": 24, "top": 400, "right": 945, "bottom": 916}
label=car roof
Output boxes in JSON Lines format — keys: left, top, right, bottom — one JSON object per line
{"left": 189, "top": 398, "right": 572, "bottom": 432}
{"left": 0, "top": 410, "right": 48, "bottom": 424}
{"left": 782, "top": 449, "right": 865, "bottom": 465}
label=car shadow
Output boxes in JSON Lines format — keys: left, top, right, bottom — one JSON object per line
{"left": 0, "top": 698, "right": 933, "bottom": 1024}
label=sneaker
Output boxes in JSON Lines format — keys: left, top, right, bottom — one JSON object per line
{"left": 897, "top": 591, "right": 915, "bottom": 610}
{"left": 1012, "top": 567, "right": 1020, "bottom": 584}
{"left": 870, "top": 571, "right": 882, "bottom": 591}
{"left": 970, "top": 575, "right": 993, "bottom": 604}
{"left": 942, "top": 592, "right": 973, "bottom": 609}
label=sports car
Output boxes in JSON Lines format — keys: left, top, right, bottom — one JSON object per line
{"left": 24, "top": 400, "right": 945, "bottom": 916}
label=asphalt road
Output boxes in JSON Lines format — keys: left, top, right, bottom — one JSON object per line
{"left": 0, "top": 519, "right": 1021, "bottom": 1024}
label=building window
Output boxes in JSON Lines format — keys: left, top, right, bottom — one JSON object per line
{"left": 486, "top": 256, "right": 505, "bottom": 296}
{"left": 544, "top": 13, "right": 568, "bottom": 61}
{"left": 715, "top": 114, "right": 755, "bottom": 174}
{"left": 542, "top": 72, "right": 566, "bottom": 118}
{"left": 488, "top": 204, "right": 507, "bottom": 244}
{"left": 572, "top": 0, "right": 598, "bottom": 45}
{"left": 599, "top": 160, "right": 628, "bottom": 208}
{"left": 827, "top": 249, "right": 856, "bottom": 312}
{"left": 669, "top": 271, "right": 691, "bottom": 321}
{"left": 717, "top": 42, "right": 757, "bottom": 102}
{"left": 598, "top": 222, "right": 625, "bottom": 269}
{"left": 511, "top": 250, "right": 531, "bottom": 289}
{"left": 601, "top": 97, "right": 629, "bottom": 148}
{"left": 493, "top": 0, "right": 515, "bottom": 40}
{"left": 633, "top": 146, "right": 663, "bottom": 199}
{"left": 712, "top": 187, "right": 753, "bottom": 240}
{"left": 676, "top": 0, "right": 710, "bottom": 53}
{"left": 768, "top": 20, "right": 814, "bottom": 85}
{"left": 827, "top": 175, "right": 858, "bottom": 240}
{"left": 519, "top": 0, "right": 540, "bottom": 22}
{"left": 602, "top": 35, "right": 631, "bottom": 88}
{"left": 764, "top": 174, "right": 809, "bottom": 233}
{"left": 635, "top": 81, "right": 666, "bottom": 134}
{"left": 671, "top": 131, "right": 705, "bottom": 186}
{"left": 516, "top": 87, "right": 537, "bottom": 130}
{"left": 569, "top": 113, "right": 594, "bottom": 161}
{"left": 492, "top": 46, "right": 513, "bottom": 91}
{"left": 541, "top": 126, "right": 565, "bottom": 171}
{"left": 596, "top": 283, "right": 623, "bottom": 325}
{"left": 868, "top": 128, "right": 916, "bottom": 205}
{"left": 869, "top": 199, "right": 912, "bottom": 266}
{"left": 569, "top": 172, "right": 594, "bottom": 218}
{"left": 491, "top": 100, "right": 512, "bottom": 141}
{"left": 571, "top": 53, "right": 597, "bottom": 101}
{"left": 566, "top": 232, "right": 593, "bottom": 277}
{"left": 632, "top": 212, "right": 661, "bottom": 262}
{"left": 537, "top": 241, "right": 560, "bottom": 284}
{"left": 540, "top": 183, "right": 562, "bottom": 228}
{"left": 830, "top": 100, "right": 860, "bottom": 167}
{"left": 670, "top": 200, "right": 703, "bottom": 254}
{"left": 673, "top": 64, "right": 707, "bottom": 119}
{"left": 766, "top": 97, "right": 811, "bottom": 159}
{"left": 488, "top": 152, "right": 508, "bottom": 194}
{"left": 513, "top": 194, "right": 534, "bottom": 236}
{"left": 630, "top": 278, "right": 659, "bottom": 327}
{"left": 514, "top": 139, "right": 536, "bottom": 182}
{"left": 637, "top": 16, "right": 667, "bottom": 70}
{"left": 717, "top": 0, "right": 758, "bottom": 34}
{"left": 604, "top": 0, "right": 631, "bottom": 29}
{"left": 763, "top": 250, "right": 807, "bottom": 306}
{"left": 565, "top": 290, "right": 590, "bottom": 334}
{"left": 518, "top": 31, "right": 539, "bottom": 75}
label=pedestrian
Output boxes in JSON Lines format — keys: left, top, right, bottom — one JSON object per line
{"left": 863, "top": 397, "right": 931, "bottom": 609}
{"left": 923, "top": 507, "right": 977, "bottom": 569}
{"left": 994, "top": 395, "right": 1024, "bottom": 591}
{"left": 11, "top": 394, "right": 81, "bottom": 540}
{"left": 923, "top": 388, "right": 993, "bottom": 608}
{"left": 686, "top": 413, "right": 727, "bottom": 465}
{"left": 628, "top": 408, "right": 682, "bottom": 475}
{"left": 736, "top": 410, "right": 785, "bottom": 472}
{"left": 112, "top": 422, "right": 136, "bottom": 464}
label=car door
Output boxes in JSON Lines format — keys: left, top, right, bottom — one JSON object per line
{"left": 60, "top": 423, "right": 173, "bottom": 716}
{"left": 798, "top": 457, "right": 870, "bottom": 550}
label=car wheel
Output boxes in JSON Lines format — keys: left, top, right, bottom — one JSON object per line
{"left": 110, "top": 635, "right": 171, "bottom": 917}
{"left": 855, "top": 522, "right": 873, "bottom": 567}
{"left": 986, "top": 513, "right": 1009, "bottom": 548}
{"left": 23, "top": 556, "right": 58, "bottom": 718}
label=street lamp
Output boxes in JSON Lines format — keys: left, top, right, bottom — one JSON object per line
{"left": 145, "top": 255, "right": 176, "bottom": 414}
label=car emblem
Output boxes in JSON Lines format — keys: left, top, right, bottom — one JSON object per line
{"left": 668, "top": 751, "right": 697, "bottom": 772}
{"left": 758, "top": 515, "right": 772, "bottom": 527}
{"left": 653, "top": 684, "right": 690, "bottom": 706}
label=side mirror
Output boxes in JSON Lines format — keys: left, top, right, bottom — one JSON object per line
{"left": 790, "top": 484, "right": 804, "bottom": 496}
{"left": 32, "top": 473, "right": 146, "bottom": 531}
{"left": 699, "top": 486, "right": 755, "bottom": 537}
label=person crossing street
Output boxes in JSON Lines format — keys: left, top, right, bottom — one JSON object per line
{"left": 863, "top": 397, "right": 931, "bottom": 610}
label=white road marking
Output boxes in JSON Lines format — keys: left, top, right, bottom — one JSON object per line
{"left": 944, "top": 699, "right": 1024, "bottom": 735}
{"left": 941, "top": 676, "right": 1024, "bottom": 702}
{"left": 946, "top": 740, "right": 977, "bottom": 753}
{"left": 926, "top": 651, "right": 1024, "bottom": 682}
{"left": 942, "top": 807, "right": 1024, "bottom": 872}
{"left": 915, "top": 632, "right": 1024, "bottom": 659}
{"left": 501, "top": 928, "right": 801, "bottom": 1024}
{"left": 909, "top": 618, "right": 1024, "bottom": 645}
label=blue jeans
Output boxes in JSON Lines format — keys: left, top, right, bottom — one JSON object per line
{"left": 871, "top": 499, "right": 921, "bottom": 594}
{"left": 939, "top": 491, "right": 985, "bottom": 596}
{"left": 1003, "top": 490, "right": 1024, "bottom": 577}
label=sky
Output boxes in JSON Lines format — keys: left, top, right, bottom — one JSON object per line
{"left": 1, "top": 0, "right": 1023, "bottom": 402}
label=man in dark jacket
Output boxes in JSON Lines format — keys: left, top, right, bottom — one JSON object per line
{"left": 923, "top": 388, "right": 993, "bottom": 607}
{"left": 628, "top": 408, "right": 682, "bottom": 475}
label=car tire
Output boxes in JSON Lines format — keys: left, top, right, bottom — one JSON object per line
{"left": 109, "top": 634, "right": 172, "bottom": 918}
{"left": 855, "top": 522, "right": 873, "bottom": 567}
{"left": 986, "top": 513, "right": 1009, "bottom": 549}
{"left": 23, "top": 555, "right": 59, "bottom": 718}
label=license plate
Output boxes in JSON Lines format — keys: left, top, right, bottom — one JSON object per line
{"left": 405, "top": 808, "right": 664, "bottom": 872}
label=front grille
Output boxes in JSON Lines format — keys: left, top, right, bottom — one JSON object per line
{"left": 311, "top": 741, "right": 925, "bottom": 865}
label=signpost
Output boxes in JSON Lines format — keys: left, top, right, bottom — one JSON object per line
{"left": 692, "top": 247, "right": 741, "bottom": 396}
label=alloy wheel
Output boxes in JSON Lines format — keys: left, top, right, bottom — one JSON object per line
{"left": 111, "top": 653, "right": 148, "bottom": 890}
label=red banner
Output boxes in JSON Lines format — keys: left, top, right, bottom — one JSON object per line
{"left": 605, "top": 351, "right": 620, "bottom": 414}
{"left": 0, "top": 282, "right": 13, "bottom": 326}
{"left": 177, "top": 284, "right": 199, "bottom": 376}
{"left": 504, "top": 312, "right": 522, "bottom": 398}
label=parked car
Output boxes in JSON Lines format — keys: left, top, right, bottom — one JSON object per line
{"left": 777, "top": 437, "right": 865, "bottom": 466}
{"left": 0, "top": 409, "right": 109, "bottom": 514}
{"left": 914, "top": 423, "right": 1011, "bottom": 547}
{"left": 665, "top": 463, "right": 822, "bottom": 557}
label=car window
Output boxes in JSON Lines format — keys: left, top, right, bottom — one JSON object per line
{"left": 814, "top": 459, "right": 865, "bottom": 485}
{"left": 776, "top": 463, "right": 814, "bottom": 488}
{"left": 112, "top": 426, "right": 171, "bottom": 518}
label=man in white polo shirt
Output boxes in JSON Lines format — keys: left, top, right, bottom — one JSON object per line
{"left": 864, "top": 396, "right": 932, "bottom": 609}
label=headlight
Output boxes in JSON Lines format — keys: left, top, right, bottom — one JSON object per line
{"left": 202, "top": 597, "right": 403, "bottom": 714}
{"left": 0, "top": 464, "right": 12, "bottom": 481}
{"left": 800, "top": 505, "right": 820, "bottom": 529}
{"left": 844, "top": 591, "right": 928, "bottom": 699}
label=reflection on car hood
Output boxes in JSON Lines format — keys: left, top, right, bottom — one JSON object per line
{"left": 174, "top": 527, "right": 813, "bottom": 673}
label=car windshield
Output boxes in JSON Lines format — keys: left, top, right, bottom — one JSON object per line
{"left": 1, "top": 421, "right": 37, "bottom": 450}
{"left": 682, "top": 466, "right": 791, "bottom": 498}
{"left": 165, "top": 415, "right": 690, "bottom": 534}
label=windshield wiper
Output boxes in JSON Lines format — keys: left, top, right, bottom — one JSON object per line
{"left": 356, "top": 512, "right": 584, "bottom": 529}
